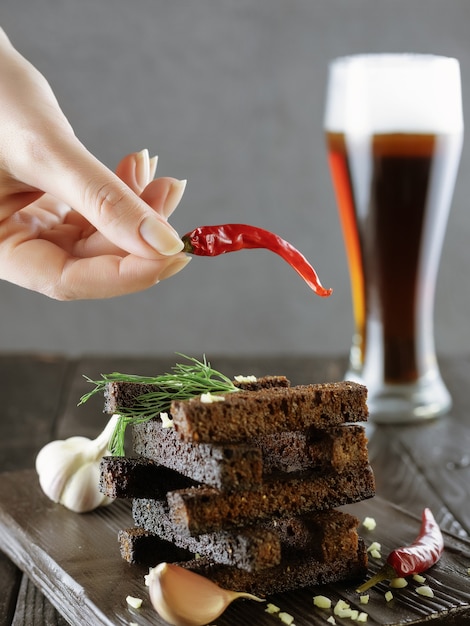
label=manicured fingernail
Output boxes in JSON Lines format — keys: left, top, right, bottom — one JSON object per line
{"left": 149, "top": 155, "right": 158, "bottom": 180}
{"left": 135, "top": 149, "right": 150, "bottom": 189}
{"left": 159, "top": 255, "right": 191, "bottom": 281}
{"left": 163, "top": 179, "right": 187, "bottom": 219}
{"left": 140, "top": 217, "right": 184, "bottom": 255}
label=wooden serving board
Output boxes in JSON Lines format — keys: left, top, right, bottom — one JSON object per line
{"left": 0, "top": 470, "right": 470, "bottom": 626}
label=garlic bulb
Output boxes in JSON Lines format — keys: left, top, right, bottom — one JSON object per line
{"left": 35, "top": 414, "right": 119, "bottom": 513}
{"left": 147, "top": 562, "right": 264, "bottom": 626}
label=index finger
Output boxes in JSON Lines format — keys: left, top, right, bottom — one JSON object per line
{"left": 16, "top": 135, "right": 185, "bottom": 259}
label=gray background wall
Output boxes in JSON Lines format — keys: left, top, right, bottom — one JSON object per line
{"left": 1, "top": 0, "right": 469, "bottom": 358}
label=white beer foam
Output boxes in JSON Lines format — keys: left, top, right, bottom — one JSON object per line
{"left": 324, "top": 54, "right": 463, "bottom": 134}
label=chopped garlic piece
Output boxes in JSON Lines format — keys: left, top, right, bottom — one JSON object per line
{"left": 359, "top": 594, "right": 369, "bottom": 604}
{"left": 327, "top": 617, "right": 336, "bottom": 625}
{"left": 265, "top": 603, "right": 281, "bottom": 614}
{"left": 144, "top": 567, "right": 154, "bottom": 586}
{"left": 416, "top": 585, "right": 434, "bottom": 598}
{"left": 467, "top": 568, "right": 470, "bottom": 576}
{"left": 313, "top": 595, "right": 332, "bottom": 609}
{"left": 234, "top": 375, "right": 257, "bottom": 383}
{"left": 334, "top": 599, "right": 349, "bottom": 610}
{"left": 413, "top": 574, "right": 426, "bottom": 583}
{"left": 126, "top": 595, "right": 142, "bottom": 609}
{"left": 385, "top": 591, "right": 393, "bottom": 602}
{"left": 278, "top": 612, "right": 295, "bottom": 625}
{"left": 370, "top": 549, "right": 381, "bottom": 559}
{"left": 357, "top": 612, "right": 368, "bottom": 623}
{"left": 334, "top": 599, "right": 350, "bottom": 616}
{"left": 159, "top": 412, "right": 174, "bottom": 428}
{"left": 390, "top": 577, "right": 408, "bottom": 588}
{"left": 367, "top": 541, "right": 381, "bottom": 553}
{"left": 200, "top": 392, "right": 226, "bottom": 403}
{"left": 363, "top": 516, "right": 377, "bottom": 531}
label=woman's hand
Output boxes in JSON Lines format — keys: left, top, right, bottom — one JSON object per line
{"left": 0, "top": 28, "right": 189, "bottom": 300}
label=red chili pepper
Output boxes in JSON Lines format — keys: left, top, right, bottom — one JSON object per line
{"left": 356, "top": 508, "right": 444, "bottom": 592}
{"left": 181, "top": 224, "right": 332, "bottom": 298}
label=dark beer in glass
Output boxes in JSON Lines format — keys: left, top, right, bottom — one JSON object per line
{"left": 324, "top": 55, "right": 463, "bottom": 422}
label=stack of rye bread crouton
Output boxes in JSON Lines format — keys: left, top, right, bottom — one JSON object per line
{"left": 99, "top": 375, "right": 375, "bottom": 596}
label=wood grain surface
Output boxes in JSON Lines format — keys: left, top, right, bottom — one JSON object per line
{"left": 1, "top": 472, "right": 470, "bottom": 626}
{"left": 2, "top": 353, "right": 470, "bottom": 625}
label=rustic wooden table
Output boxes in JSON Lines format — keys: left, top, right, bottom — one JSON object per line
{"left": 1, "top": 352, "right": 470, "bottom": 625}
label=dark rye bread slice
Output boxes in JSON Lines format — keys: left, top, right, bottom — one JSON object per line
{"left": 260, "top": 509, "right": 361, "bottom": 563}
{"left": 132, "top": 419, "right": 263, "bottom": 492}
{"left": 103, "top": 375, "right": 290, "bottom": 414}
{"left": 182, "top": 539, "right": 368, "bottom": 596}
{"left": 99, "top": 453, "right": 375, "bottom": 506}
{"left": 253, "top": 423, "right": 369, "bottom": 474}
{"left": 100, "top": 453, "right": 262, "bottom": 499}
{"left": 118, "top": 527, "right": 192, "bottom": 566}
{"left": 132, "top": 421, "right": 368, "bottom": 491}
{"left": 167, "top": 462, "right": 375, "bottom": 534}
{"left": 170, "top": 381, "right": 368, "bottom": 443}
{"left": 132, "top": 499, "right": 360, "bottom": 571}
{"left": 99, "top": 456, "right": 196, "bottom": 499}
{"left": 132, "top": 498, "right": 281, "bottom": 572}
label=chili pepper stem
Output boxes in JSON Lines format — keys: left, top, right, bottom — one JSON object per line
{"left": 356, "top": 563, "right": 397, "bottom": 593}
{"left": 182, "top": 237, "right": 194, "bottom": 254}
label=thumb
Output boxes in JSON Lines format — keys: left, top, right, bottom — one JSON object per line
{"left": 24, "top": 136, "right": 185, "bottom": 259}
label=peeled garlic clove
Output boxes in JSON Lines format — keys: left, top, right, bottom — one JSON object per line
{"left": 148, "top": 562, "right": 264, "bottom": 626}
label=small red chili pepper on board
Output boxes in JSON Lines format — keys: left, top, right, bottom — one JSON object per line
{"left": 356, "top": 508, "right": 444, "bottom": 592}
{"left": 181, "top": 224, "right": 332, "bottom": 298}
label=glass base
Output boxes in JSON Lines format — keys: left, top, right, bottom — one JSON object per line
{"left": 344, "top": 367, "right": 452, "bottom": 424}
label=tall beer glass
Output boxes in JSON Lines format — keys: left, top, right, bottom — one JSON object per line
{"left": 324, "top": 54, "right": 463, "bottom": 423}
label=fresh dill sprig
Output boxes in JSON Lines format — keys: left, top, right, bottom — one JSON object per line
{"left": 79, "top": 354, "right": 239, "bottom": 456}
